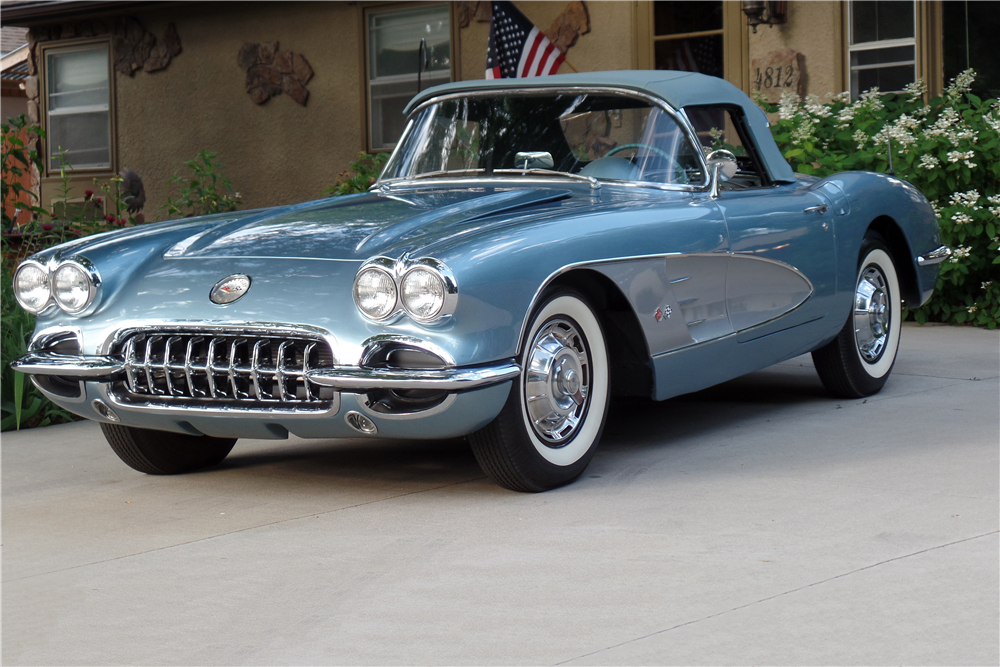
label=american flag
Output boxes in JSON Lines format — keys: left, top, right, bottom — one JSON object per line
{"left": 486, "top": 1, "right": 565, "bottom": 79}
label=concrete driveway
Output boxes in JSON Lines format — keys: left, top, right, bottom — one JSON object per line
{"left": 2, "top": 323, "right": 997, "bottom": 666}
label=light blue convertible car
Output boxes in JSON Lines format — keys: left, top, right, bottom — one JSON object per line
{"left": 13, "top": 71, "right": 949, "bottom": 491}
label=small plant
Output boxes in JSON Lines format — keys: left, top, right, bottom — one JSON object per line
{"left": 163, "top": 150, "right": 242, "bottom": 217}
{"left": 324, "top": 152, "right": 388, "bottom": 196}
{"left": 759, "top": 70, "right": 1000, "bottom": 329}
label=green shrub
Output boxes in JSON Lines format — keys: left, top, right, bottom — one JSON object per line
{"left": 163, "top": 149, "right": 243, "bottom": 218}
{"left": 759, "top": 69, "right": 999, "bottom": 328}
{"left": 324, "top": 152, "right": 388, "bottom": 197}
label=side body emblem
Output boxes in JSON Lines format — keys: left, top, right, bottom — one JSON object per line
{"left": 210, "top": 274, "right": 252, "bottom": 304}
{"left": 654, "top": 305, "right": 672, "bottom": 322}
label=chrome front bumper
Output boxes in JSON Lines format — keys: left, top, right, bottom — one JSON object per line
{"left": 10, "top": 351, "right": 521, "bottom": 392}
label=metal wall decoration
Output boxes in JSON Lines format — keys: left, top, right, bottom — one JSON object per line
{"left": 457, "top": 1, "right": 590, "bottom": 54}
{"left": 238, "top": 41, "right": 313, "bottom": 106}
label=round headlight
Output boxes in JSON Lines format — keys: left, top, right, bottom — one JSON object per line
{"left": 52, "top": 263, "right": 94, "bottom": 313}
{"left": 401, "top": 267, "right": 446, "bottom": 321}
{"left": 13, "top": 263, "right": 50, "bottom": 313}
{"left": 354, "top": 267, "right": 397, "bottom": 320}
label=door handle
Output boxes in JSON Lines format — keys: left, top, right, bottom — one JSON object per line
{"left": 804, "top": 204, "right": 830, "bottom": 214}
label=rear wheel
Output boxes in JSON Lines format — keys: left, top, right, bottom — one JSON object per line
{"left": 812, "top": 232, "right": 902, "bottom": 398}
{"left": 469, "top": 290, "right": 609, "bottom": 492}
{"left": 100, "top": 423, "right": 236, "bottom": 474}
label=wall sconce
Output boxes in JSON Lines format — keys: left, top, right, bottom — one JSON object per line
{"left": 742, "top": 0, "right": 788, "bottom": 33}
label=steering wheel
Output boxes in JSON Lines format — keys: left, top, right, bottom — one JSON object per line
{"left": 605, "top": 143, "right": 688, "bottom": 184}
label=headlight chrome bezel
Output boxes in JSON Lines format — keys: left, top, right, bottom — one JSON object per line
{"left": 353, "top": 256, "right": 458, "bottom": 325}
{"left": 52, "top": 259, "right": 101, "bottom": 314}
{"left": 13, "top": 260, "right": 52, "bottom": 314}
{"left": 13, "top": 256, "right": 101, "bottom": 316}
{"left": 352, "top": 257, "right": 399, "bottom": 322}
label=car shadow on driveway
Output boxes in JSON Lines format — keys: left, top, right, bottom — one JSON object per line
{"left": 205, "top": 361, "right": 833, "bottom": 491}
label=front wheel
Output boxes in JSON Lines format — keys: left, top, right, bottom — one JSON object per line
{"left": 812, "top": 233, "right": 902, "bottom": 398}
{"left": 100, "top": 423, "right": 236, "bottom": 474}
{"left": 469, "top": 291, "right": 609, "bottom": 492}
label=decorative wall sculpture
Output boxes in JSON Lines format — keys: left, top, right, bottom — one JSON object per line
{"left": 113, "top": 18, "right": 182, "bottom": 75}
{"left": 457, "top": 1, "right": 590, "bottom": 53}
{"left": 238, "top": 42, "right": 313, "bottom": 106}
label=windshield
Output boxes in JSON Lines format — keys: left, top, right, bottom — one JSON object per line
{"left": 381, "top": 92, "right": 706, "bottom": 186}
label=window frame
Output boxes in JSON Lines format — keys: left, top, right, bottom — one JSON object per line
{"left": 363, "top": 1, "right": 456, "bottom": 153}
{"left": 38, "top": 37, "right": 116, "bottom": 177}
{"left": 634, "top": 1, "right": 749, "bottom": 92}
{"left": 845, "top": 0, "right": 918, "bottom": 97}
{"left": 681, "top": 104, "right": 772, "bottom": 188}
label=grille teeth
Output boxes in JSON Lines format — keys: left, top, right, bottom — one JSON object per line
{"left": 116, "top": 332, "right": 335, "bottom": 405}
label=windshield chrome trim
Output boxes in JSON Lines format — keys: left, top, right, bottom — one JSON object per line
{"left": 379, "top": 85, "right": 712, "bottom": 193}
{"left": 379, "top": 176, "right": 707, "bottom": 194}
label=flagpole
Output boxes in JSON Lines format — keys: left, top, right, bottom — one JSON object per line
{"left": 561, "top": 58, "right": 579, "bottom": 73}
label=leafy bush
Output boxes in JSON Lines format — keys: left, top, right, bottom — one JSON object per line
{"left": 759, "top": 70, "right": 999, "bottom": 328}
{"left": 324, "top": 152, "right": 388, "bottom": 196}
{"left": 163, "top": 149, "right": 242, "bottom": 217}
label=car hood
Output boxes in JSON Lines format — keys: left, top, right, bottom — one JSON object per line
{"left": 164, "top": 186, "right": 588, "bottom": 261}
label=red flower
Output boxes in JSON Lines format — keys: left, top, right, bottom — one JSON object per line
{"left": 94, "top": 197, "right": 103, "bottom": 205}
{"left": 105, "top": 214, "right": 116, "bottom": 222}
{"left": 84, "top": 190, "right": 94, "bottom": 200}
{"left": 42, "top": 224, "right": 53, "bottom": 231}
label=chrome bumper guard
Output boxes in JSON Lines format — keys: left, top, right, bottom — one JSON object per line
{"left": 917, "top": 245, "right": 952, "bottom": 266}
{"left": 11, "top": 351, "right": 521, "bottom": 392}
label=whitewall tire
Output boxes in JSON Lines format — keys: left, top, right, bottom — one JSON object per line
{"left": 469, "top": 290, "right": 609, "bottom": 492}
{"left": 812, "top": 233, "right": 902, "bottom": 398}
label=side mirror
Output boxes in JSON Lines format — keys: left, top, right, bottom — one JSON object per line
{"left": 515, "top": 151, "right": 555, "bottom": 171}
{"left": 706, "top": 149, "right": 738, "bottom": 198}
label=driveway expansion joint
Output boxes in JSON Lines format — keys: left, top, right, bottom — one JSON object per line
{"left": 554, "top": 530, "right": 999, "bottom": 666}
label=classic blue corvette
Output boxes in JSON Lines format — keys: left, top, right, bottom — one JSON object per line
{"left": 12, "top": 71, "right": 950, "bottom": 491}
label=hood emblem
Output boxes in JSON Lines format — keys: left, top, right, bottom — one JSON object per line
{"left": 210, "top": 275, "right": 251, "bottom": 304}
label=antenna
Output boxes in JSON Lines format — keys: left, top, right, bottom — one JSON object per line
{"left": 886, "top": 130, "right": 895, "bottom": 176}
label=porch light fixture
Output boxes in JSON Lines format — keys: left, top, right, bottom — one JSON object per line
{"left": 742, "top": 0, "right": 787, "bottom": 33}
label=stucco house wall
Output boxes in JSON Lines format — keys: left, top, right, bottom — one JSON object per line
{"left": 35, "top": 2, "right": 366, "bottom": 215}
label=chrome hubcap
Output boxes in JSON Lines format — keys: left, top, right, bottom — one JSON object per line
{"left": 854, "top": 265, "right": 890, "bottom": 363}
{"left": 524, "top": 318, "right": 590, "bottom": 446}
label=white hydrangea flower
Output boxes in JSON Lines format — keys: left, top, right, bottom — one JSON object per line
{"left": 778, "top": 91, "right": 800, "bottom": 121}
{"left": 918, "top": 154, "right": 940, "bottom": 170}
{"left": 985, "top": 105, "right": 1000, "bottom": 134}
{"left": 967, "top": 306, "right": 978, "bottom": 314}
{"left": 983, "top": 281, "right": 994, "bottom": 290}
{"left": 987, "top": 194, "right": 1000, "bottom": 205}
{"left": 804, "top": 94, "right": 832, "bottom": 118}
{"left": 832, "top": 91, "right": 852, "bottom": 103}
{"left": 950, "top": 245, "right": 972, "bottom": 262}
{"left": 860, "top": 88, "right": 885, "bottom": 111}
{"left": 947, "top": 150, "right": 975, "bottom": 163}
{"left": 945, "top": 69, "right": 976, "bottom": 100}
{"left": 950, "top": 190, "right": 981, "bottom": 208}
{"left": 853, "top": 129, "right": 868, "bottom": 149}
{"left": 951, "top": 212, "right": 973, "bottom": 225}
{"left": 903, "top": 79, "right": 927, "bottom": 101}
{"left": 790, "top": 116, "right": 818, "bottom": 144}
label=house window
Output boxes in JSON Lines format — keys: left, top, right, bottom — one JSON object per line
{"left": 942, "top": 1, "right": 999, "bottom": 100}
{"left": 653, "top": 1, "right": 723, "bottom": 77}
{"left": 368, "top": 4, "right": 451, "bottom": 151}
{"left": 44, "top": 43, "right": 111, "bottom": 171}
{"left": 847, "top": 0, "right": 916, "bottom": 97}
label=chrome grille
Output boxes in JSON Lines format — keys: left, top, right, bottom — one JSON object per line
{"left": 112, "top": 332, "right": 335, "bottom": 408}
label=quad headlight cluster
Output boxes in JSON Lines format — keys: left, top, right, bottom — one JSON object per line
{"left": 353, "top": 257, "right": 457, "bottom": 324}
{"left": 13, "top": 257, "right": 100, "bottom": 315}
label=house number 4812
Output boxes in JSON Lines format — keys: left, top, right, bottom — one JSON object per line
{"left": 755, "top": 65, "right": 795, "bottom": 89}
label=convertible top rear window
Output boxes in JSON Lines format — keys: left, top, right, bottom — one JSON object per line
{"left": 382, "top": 92, "right": 706, "bottom": 186}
